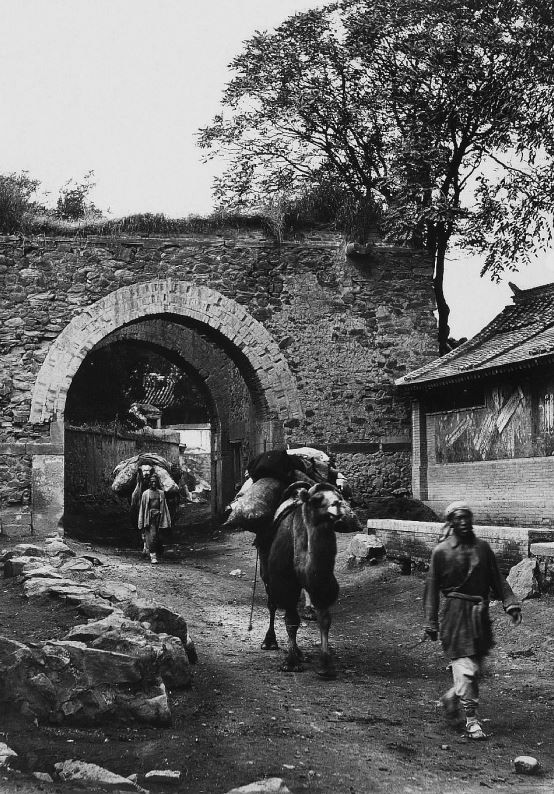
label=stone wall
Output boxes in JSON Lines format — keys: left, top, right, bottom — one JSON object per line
{"left": 0, "top": 231, "right": 437, "bottom": 533}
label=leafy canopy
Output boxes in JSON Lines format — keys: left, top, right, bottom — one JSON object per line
{"left": 199, "top": 0, "right": 554, "bottom": 350}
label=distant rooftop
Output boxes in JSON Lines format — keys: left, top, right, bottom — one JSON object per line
{"left": 397, "top": 282, "right": 554, "bottom": 390}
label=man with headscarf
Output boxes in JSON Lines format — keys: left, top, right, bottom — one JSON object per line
{"left": 423, "top": 501, "right": 522, "bottom": 740}
{"left": 138, "top": 471, "right": 172, "bottom": 565}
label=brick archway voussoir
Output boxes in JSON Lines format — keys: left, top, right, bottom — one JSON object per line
{"left": 30, "top": 280, "right": 303, "bottom": 425}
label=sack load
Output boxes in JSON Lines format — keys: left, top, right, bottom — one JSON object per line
{"left": 223, "top": 477, "right": 285, "bottom": 532}
{"left": 246, "top": 450, "right": 301, "bottom": 483}
{"left": 287, "top": 447, "right": 333, "bottom": 482}
{"left": 111, "top": 453, "right": 180, "bottom": 496}
{"left": 287, "top": 447, "right": 330, "bottom": 464}
{"left": 151, "top": 465, "right": 180, "bottom": 495}
{"left": 139, "top": 453, "right": 181, "bottom": 482}
{"left": 112, "top": 457, "right": 141, "bottom": 494}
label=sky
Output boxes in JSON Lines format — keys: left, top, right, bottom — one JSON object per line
{"left": 1, "top": 0, "right": 553, "bottom": 340}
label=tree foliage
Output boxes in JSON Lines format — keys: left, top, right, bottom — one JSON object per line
{"left": 0, "top": 172, "right": 41, "bottom": 233}
{"left": 55, "top": 170, "right": 102, "bottom": 220}
{"left": 199, "top": 0, "right": 554, "bottom": 352}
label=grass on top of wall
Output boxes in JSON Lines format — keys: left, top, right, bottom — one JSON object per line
{"left": 19, "top": 211, "right": 276, "bottom": 238}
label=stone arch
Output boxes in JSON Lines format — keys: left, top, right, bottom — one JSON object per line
{"left": 30, "top": 280, "right": 303, "bottom": 426}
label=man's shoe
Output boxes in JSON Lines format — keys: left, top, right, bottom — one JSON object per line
{"left": 150, "top": 553, "right": 158, "bottom": 565}
{"left": 466, "top": 718, "right": 487, "bottom": 740}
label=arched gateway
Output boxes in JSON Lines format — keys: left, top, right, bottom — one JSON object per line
{"left": 29, "top": 280, "right": 303, "bottom": 533}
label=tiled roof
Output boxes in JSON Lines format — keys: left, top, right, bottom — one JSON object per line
{"left": 397, "top": 281, "right": 554, "bottom": 389}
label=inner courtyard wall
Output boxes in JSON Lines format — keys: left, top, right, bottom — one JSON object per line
{"left": 0, "top": 231, "right": 437, "bottom": 535}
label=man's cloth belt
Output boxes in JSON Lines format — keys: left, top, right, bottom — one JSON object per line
{"left": 445, "top": 592, "right": 486, "bottom": 640}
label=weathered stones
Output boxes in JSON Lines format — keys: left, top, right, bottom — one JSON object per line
{"left": 507, "top": 558, "right": 541, "bottom": 601}
{"left": 33, "top": 771, "right": 54, "bottom": 782}
{"left": 225, "top": 779, "right": 292, "bottom": 794}
{"left": 54, "top": 759, "right": 142, "bottom": 790}
{"left": 23, "top": 576, "right": 94, "bottom": 599}
{"left": 0, "top": 742, "right": 18, "bottom": 769}
{"left": 0, "top": 539, "right": 194, "bottom": 725}
{"left": 3, "top": 555, "right": 52, "bottom": 577}
{"left": 529, "top": 542, "right": 554, "bottom": 592}
{"left": 64, "top": 613, "right": 192, "bottom": 689}
{"left": 1, "top": 544, "right": 48, "bottom": 561}
{"left": 0, "top": 633, "right": 172, "bottom": 725}
{"left": 95, "top": 581, "right": 138, "bottom": 601}
{"left": 513, "top": 756, "right": 540, "bottom": 775}
{"left": 121, "top": 599, "right": 189, "bottom": 644}
{"left": 144, "top": 769, "right": 182, "bottom": 784}
{"left": 347, "top": 532, "right": 386, "bottom": 566}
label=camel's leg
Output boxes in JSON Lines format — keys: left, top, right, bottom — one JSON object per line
{"left": 281, "top": 605, "right": 303, "bottom": 672}
{"left": 261, "top": 588, "right": 279, "bottom": 650}
{"left": 315, "top": 607, "right": 337, "bottom": 679}
{"left": 258, "top": 545, "right": 279, "bottom": 650}
{"left": 300, "top": 590, "right": 317, "bottom": 621}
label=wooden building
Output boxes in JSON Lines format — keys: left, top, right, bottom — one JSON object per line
{"left": 397, "top": 282, "right": 554, "bottom": 526}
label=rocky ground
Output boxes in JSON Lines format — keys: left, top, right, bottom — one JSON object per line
{"left": 0, "top": 504, "right": 553, "bottom": 794}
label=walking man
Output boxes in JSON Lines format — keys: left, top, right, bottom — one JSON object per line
{"left": 424, "top": 501, "right": 522, "bottom": 739}
{"left": 138, "top": 471, "right": 172, "bottom": 564}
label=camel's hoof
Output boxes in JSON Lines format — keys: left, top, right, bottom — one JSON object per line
{"left": 301, "top": 606, "right": 317, "bottom": 621}
{"left": 316, "top": 654, "right": 337, "bottom": 679}
{"left": 281, "top": 662, "right": 304, "bottom": 673}
{"left": 316, "top": 667, "right": 337, "bottom": 679}
{"left": 261, "top": 640, "right": 279, "bottom": 651}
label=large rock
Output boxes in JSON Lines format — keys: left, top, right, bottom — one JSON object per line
{"left": 0, "top": 742, "right": 18, "bottom": 769}
{"left": 4, "top": 556, "right": 54, "bottom": 577}
{"left": 0, "top": 634, "right": 171, "bottom": 725}
{"left": 507, "top": 558, "right": 541, "bottom": 601}
{"left": 78, "top": 600, "right": 120, "bottom": 619}
{"left": 23, "top": 576, "right": 94, "bottom": 599}
{"left": 94, "top": 582, "right": 138, "bottom": 602}
{"left": 225, "top": 780, "right": 292, "bottom": 794}
{"left": 54, "top": 759, "right": 141, "bottom": 790}
{"left": 44, "top": 539, "right": 75, "bottom": 558}
{"left": 122, "top": 599, "right": 188, "bottom": 644}
{"left": 348, "top": 532, "right": 386, "bottom": 565}
{"left": 121, "top": 599, "right": 198, "bottom": 664}
{"left": 1, "top": 544, "right": 48, "bottom": 562}
{"left": 64, "top": 614, "right": 192, "bottom": 689}
{"left": 144, "top": 769, "right": 182, "bottom": 784}
{"left": 22, "top": 566, "right": 64, "bottom": 581}
{"left": 60, "top": 558, "right": 95, "bottom": 574}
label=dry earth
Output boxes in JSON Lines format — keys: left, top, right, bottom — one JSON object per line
{"left": 0, "top": 506, "right": 553, "bottom": 794}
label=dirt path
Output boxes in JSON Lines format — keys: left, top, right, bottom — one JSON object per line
{"left": 1, "top": 520, "right": 553, "bottom": 794}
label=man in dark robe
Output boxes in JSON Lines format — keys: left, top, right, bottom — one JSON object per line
{"left": 424, "top": 501, "right": 522, "bottom": 739}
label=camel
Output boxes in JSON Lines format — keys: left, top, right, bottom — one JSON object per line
{"left": 258, "top": 481, "right": 361, "bottom": 679}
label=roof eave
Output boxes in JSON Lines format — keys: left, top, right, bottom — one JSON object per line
{"left": 396, "top": 352, "right": 554, "bottom": 392}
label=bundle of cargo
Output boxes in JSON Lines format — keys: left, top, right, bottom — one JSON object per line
{"left": 223, "top": 448, "right": 350, "bottom": 533}
{"left": 111, "top": 453, "right": 180, "bottom": 497}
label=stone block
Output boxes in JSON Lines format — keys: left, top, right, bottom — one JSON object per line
{"left": 54, "top": 760, "right": 141, "bottom": 790}
{"left": 507, "top": 558, "right": 541, "bottom": 600}
{"left": 348, "top": 532, "right": 386, "bottom": 563}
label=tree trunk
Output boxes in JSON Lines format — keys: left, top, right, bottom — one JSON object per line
{"left": 432, "top": 227, "right": 451, "bottom": 356}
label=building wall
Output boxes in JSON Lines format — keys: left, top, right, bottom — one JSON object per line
{"left": 426, "top": 457, "right": 554, "bottom": 527}
{"left": 414, "top": 373, "right": 554, "bottom": 526}
{"left": 0, "top": 231, "right": 437, "bottom": 535}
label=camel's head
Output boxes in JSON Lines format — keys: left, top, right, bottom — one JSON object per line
{"left": 299, "top": 482, "right": 346, "bottom": 526}
{"left": 283, "top": 481, "right": 362, "bottom": 533}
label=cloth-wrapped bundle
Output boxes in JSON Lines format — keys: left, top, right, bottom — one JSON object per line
{"left": 223, "top": 477, "right": 285, "bottom": 532}
{"left": 111, "top": 454, "right": 180, "bottom": 496}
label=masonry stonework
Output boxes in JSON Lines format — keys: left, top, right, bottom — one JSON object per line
{"left": 0, "top": 231, "right": 437, "bottom": 535}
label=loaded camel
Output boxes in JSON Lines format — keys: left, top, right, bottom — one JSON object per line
{"left": 258, "top": 480, "right": 361, "bottom": 679}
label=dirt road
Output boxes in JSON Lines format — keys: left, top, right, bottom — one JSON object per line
{"left": 1, "top": 516, "right": 553, "bottom": 794}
